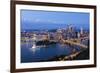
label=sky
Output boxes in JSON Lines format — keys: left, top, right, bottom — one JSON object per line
{"left": 21, "top": 9, "right": 90, "bottom": 30}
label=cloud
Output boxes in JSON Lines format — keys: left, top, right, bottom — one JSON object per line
{"left": 23, "top": 18, "right": 66, "bottom": 25}
{"left": 33, "top": 19, "right": 56, "bottom": 24}
{"left": 35, "top": 19, "right": 41, "bottom": 22}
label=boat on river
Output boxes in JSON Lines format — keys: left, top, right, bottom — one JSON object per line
{"left": 32, "top": 43, "right": 46, "bottom": 49}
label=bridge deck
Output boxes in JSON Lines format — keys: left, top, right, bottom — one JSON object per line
{"left": 62, "top": 39, "right": 88, "bottom": 49}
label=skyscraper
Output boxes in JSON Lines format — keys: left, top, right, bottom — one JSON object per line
{"left": 80, "top": 27, "right": 83, "bottom": 35}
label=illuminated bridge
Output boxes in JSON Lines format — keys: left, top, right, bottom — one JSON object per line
{"left": 61, "top": 37, "right": 89, "bottom": 49}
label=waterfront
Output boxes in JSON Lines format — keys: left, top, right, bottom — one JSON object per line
{"left": 21, "top": 25, "right": 89, "bottom": 63}
{"left": 21, "top": 41, "right": 87, "bottom": 63}
{"left": 21, "top": 35, "right": 89, "bottom": 63}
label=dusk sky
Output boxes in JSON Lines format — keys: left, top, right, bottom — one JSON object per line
{"left": 21, "top": 10, "right": 90, "bottom": 30}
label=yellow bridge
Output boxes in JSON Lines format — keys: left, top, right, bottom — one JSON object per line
{"left": 62, "top": 39, "right": 88, "bottom": 49}
{"left": 62, "top": 37, "right": 89, "bottom": 49}
{"left": 49, "top": 37, "right": 89, "bottom": 49}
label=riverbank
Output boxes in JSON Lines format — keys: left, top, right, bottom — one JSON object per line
{"left": 21, "top": 40, "right": 89, "bottom": 63}
{"left": 36, "top": 48, "right": 89, "bottom": 62}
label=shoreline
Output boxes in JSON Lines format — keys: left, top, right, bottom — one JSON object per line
{"left": 21, "top": 48, "right": 89, "bottom": 63}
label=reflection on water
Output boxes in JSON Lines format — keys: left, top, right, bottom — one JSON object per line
{"left": 21, "top": 40, "right": 82, "bottom": 63}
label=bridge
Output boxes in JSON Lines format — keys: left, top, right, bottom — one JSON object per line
{"left": 62, "top": 39, "right": 88, "bottom": 49}
{"left": 61, "top": 36, "right": 89, "bottom": 49}
{"left": 22, "top": 35, "right": 89, "bottom": 49}
{"left": 48, "top": 37, "right": 89, "bottom": 49}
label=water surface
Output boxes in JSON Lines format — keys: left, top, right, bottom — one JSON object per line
{"left": 21, "top": 41, "right": 81, "bottom": 63}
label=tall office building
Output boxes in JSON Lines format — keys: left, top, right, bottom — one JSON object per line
{"left": 80, "top": 27, "right": 83, "bottom": 34}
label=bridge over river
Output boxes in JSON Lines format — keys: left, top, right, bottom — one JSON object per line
{"left": 49, "top": 36, "right": 89, "bottom": 49}
{"left": 62, "top": 37, "right": 89, "bottom": 49}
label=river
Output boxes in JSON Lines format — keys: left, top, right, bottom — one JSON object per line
{"left": 21, "top": 40, "right": 83, "bottom": 63}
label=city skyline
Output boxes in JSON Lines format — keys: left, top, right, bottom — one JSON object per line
{"left": 21, "top": 10, "right": 90, "bottom": 30}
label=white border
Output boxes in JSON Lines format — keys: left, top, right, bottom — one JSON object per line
{"left": 16, "top": 4, "right": 94, "bottom": 69}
